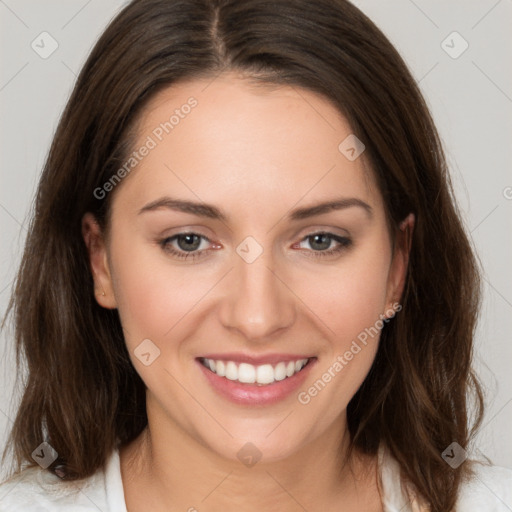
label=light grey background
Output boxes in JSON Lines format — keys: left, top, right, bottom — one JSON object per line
{"left": 1, "top": 0, "right": 511, "bottom": 480}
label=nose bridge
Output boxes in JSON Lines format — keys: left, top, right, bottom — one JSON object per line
{"left": 219, "top": 240, "right": 295, "bottom": 340}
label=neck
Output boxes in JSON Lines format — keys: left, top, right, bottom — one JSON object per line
{"left": 120, "top": 408, "right": 381, "bottom": 512}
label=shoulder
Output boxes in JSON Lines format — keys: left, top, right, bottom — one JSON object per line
{"left": 456, "top": 461, "right": 512, "bottom": 511}
{"left": 0, "top": 449, "right": 126, "bottom": 512}
{"left": 0, "top": 466, "right": 87, "bottom": 511}
{"left": 378, "top": 444, "right": 512, "bottom": 512}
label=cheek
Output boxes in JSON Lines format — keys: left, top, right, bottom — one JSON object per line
{"left": 294, "top": 248, "right": 391, "bottom": 424}
{"left": 301, "top": 243, "right": 392, "bottom": 344}
{"left": 108, "top": 234, "right": 212, "bottom": 348}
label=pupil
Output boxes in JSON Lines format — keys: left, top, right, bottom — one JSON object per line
{"left": 311, "top": 234, "right": 330, "bottom": 251}
{"left": 178, "top": 234, "right": 200, "bottom": 251}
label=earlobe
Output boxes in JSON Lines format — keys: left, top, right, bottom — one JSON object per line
{"left": 385, "top": 213, "right": 415, "bottom": 314}
{"left": 81, "top": 212, "right": 117, "bottom": 309}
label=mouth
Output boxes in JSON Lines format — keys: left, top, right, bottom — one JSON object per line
{"left": 196, "top": 354, "right": 316, "bottom": 406}
{"left": 199, "top": 356, "right": 312, "bottom": 386}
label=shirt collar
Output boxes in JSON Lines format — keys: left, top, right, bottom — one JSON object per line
{"left": 377, "top": 444, "right": 430, "bottom": 512}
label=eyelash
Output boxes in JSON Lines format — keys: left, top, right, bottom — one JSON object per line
{"left": 297, "top": 233, "right": 353, "bottom": 258}
{"left": 159, "top": 233, "right": 213, "bottom": 261}
{"left": 158, "top": 231, "right": 352, "bottom": 261}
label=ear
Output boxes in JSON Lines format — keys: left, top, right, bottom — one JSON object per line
{"left": 384, "top": 213, "right": 414, "bottom": 315}
{"left": 81, "top": 212, "right": 117, "bottom": 309}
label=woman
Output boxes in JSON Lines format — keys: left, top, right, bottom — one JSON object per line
{"left": 1, "top": 0, "right": 511, "bottom": 511}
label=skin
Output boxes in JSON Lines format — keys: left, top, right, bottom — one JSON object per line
{"left": 82, "top": 71, "right": 414, "bottom": 512}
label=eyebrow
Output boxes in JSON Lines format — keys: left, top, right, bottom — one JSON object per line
{"left": 289, "top": 197, "right": 373, "bottom": 220}
{"left": 138, "top": 198, "right": 228, "bottom": 220}
{"left": 138, "top": 196, "right": 373, "bottom": 221}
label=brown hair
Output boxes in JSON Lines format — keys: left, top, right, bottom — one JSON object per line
{"left": 1, "top": 0, "right": 484, "bottom": 510}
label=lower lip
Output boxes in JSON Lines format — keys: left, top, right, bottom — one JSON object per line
{"left": 197, "top": 359, "right": 316, "bottom": 406}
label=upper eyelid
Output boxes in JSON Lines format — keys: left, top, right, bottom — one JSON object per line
{"left": 163, "top": 230, "right": 349, "bottom": 249}
{"left": 294, "top": 232, "right": 351, "bottom": 251}
{"left": 164, "top": 232, "right": 213, "bottom": 247}
{"left": 158, "top": 221, "right": 350, "bottom": 239}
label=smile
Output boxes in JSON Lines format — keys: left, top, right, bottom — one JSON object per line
{"left": 199, "top": 357, "right": 310, "bottom": 386}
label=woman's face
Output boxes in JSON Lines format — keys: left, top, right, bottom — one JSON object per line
{"left": 84, "top": 72, "right": 410, "bottom": 463}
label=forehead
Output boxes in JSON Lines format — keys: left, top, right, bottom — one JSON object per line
{"left": 114, "top": 72, "right": 382, "bottom": 217}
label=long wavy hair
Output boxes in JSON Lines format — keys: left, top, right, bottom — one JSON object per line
{"left": 1, "top": 1, "right": 484, "bottom": 510}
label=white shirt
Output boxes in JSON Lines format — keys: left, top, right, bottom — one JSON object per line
{"left": 1, "top": 445, "right": 511, "bottom": 511}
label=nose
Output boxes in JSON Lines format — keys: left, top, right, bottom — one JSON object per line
{"left": 218, "top": 247, "right": 296, "bottom": 341}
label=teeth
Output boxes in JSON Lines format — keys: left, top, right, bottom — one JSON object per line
{"left": 216, "top": 360, "right": 226, "bottom": 377}
{"left": 201, "top": 357, "right": 309, "bottom": 385}
{"left": 238, "top": 363, "right": 256, "bottom": 384}
{"left": 225, "top": 361, "right": 238, "bottom": 380}
{"left": 256, "top": 364, "right": 274, "bottom": 384}
{"left": 274, "top": 362, "right": 287, "bottom": 381}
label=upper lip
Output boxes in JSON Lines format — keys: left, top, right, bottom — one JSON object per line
{"left": 198, "top": 353, "right": 315, "bottom": 366}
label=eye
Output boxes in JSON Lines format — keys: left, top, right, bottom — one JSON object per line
{"left": 158, "top": 231, "right": 352, "bottom": 262}
{"left": 295, "top": 232, "right": 352, "bottom": 258}
{"left": 159, "top": 233, "right": 213, "bottom": 261}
